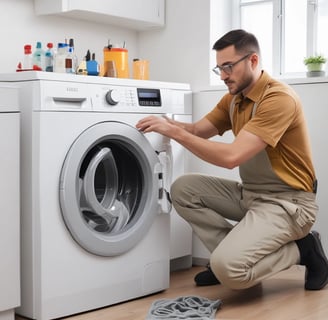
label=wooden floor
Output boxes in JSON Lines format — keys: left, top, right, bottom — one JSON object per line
{"left": 16, "top": 265, "right": 328, "bottom": 320}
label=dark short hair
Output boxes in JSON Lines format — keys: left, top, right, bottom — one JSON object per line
{"left": 212, "top": 29, "right": 260, "bottom": 56}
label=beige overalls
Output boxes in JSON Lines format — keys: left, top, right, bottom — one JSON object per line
{"left": 171, "top": 92, "right": 318, "bottom": 290}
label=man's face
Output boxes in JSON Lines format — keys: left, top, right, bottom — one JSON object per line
{"left": 215, "top": 45, "right": 255, "bottom": 95}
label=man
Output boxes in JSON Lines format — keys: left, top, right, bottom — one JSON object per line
{"left": 136, "top": 29, "right": 328, "bottom": 290}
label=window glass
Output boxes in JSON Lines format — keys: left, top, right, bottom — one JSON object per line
{"left": 318, "top": 0, "right": 328, "bottom": 58}
{"left": 284, "top": 0, "right": 307, "bottom": 73}
{"left": 240, "top": 2, "right": 273, "bottom": 74}
{"left": 211, "top": 0, "right": 325, "bottom": 84}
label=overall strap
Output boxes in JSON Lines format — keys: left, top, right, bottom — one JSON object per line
{"left": 229, "top": 95, "right": 258, "bottom": 127}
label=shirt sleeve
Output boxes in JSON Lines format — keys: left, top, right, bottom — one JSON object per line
{"left": 243, "top": 91, "right": 298, "bottom": 147}
{"left": 205, "top": 93, "right": 233, "bottom": 136}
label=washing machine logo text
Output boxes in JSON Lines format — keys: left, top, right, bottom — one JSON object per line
{"left": 66, "top": 87, "right": 79, "bottom": 93}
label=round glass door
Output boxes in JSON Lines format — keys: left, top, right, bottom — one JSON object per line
{"left": 59, "top": 121, "right": 162, "bottom": 256}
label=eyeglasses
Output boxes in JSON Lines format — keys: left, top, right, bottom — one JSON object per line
{"left": 212, "top": 53, "right": 252, "bottom": 76}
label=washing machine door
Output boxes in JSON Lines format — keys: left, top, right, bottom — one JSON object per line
{"left": 59, "top": 121, "right": 165, "bottom": 256}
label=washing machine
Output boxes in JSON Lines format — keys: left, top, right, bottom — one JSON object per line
{"left": 0, "top": 86, "right": 20, "bottom": 320}
{"left": 0, "top": 72, "right": 191, "bottom": 320}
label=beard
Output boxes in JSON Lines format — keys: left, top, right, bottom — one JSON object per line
{"left": 225, "top": 72, "right": 253, "bottom": 95}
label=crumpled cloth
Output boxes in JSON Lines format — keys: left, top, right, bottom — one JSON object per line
{"left": 146, "top": 295, "right": 222, "bottom": 319}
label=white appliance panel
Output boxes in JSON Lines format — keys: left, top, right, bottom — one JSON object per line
{"left": 291, "top": 82, "right": 328, "bottom": 254}
{"left": 0, "top": 88, "right": 20, "bottom": 320}
{"left": 170, "top": 114, "right": 193, "bottom": 262}
{"left": 0, "top": 72, "right": 191, "bottom": 320}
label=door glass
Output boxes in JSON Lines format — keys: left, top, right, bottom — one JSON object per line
{"left": 79, "top": 142, "right": 143, "bottom": 234}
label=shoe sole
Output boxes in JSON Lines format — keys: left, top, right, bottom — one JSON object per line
{"left": 305, "top": 231, "right": 328, "bottom": 290}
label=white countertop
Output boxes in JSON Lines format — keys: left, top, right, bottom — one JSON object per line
{"left": 0, "top": 71, "right": 191, "bottom": 91}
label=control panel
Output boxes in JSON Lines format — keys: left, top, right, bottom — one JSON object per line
{"left": 104, "top": 87, "right": 162, "bottom": 107}
{"left": 35, "top": 77, "right": 191, "bottom": 115}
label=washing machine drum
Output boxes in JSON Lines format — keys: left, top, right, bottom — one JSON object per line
{"left": 59, "top": 121, "right": 164, "bottom": 256}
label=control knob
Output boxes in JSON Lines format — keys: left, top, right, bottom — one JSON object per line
{"left": 105, "top": 89, "right": 120, "bottom": 105}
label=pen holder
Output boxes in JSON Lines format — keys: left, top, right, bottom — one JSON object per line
{"left": 133, "top": 59, "right": 149, "bottom": 80}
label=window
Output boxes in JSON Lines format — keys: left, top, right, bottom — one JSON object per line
{"left": 212, "top": 0, "right": 327, "bottom": 79}
{"left": 317, "top": 0, "right": 328, "bottom": 57}
{"left": 239, "top": 0, "right": 274, "bottom": 74}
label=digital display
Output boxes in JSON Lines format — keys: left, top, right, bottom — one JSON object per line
{"left": 137, "top": 88, "right": 161, "bottom": 106}
{"left": 138, "top": 91, "right": 158, "bottom": 98}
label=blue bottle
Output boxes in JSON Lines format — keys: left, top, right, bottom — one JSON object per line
{"left": 45, "top": 43, "right": 54, "bottom": 72}
{"left": 33, "top": 41, "right": 45, "bottom": 70}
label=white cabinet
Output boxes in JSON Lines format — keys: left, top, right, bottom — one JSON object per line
{"left": 170, "top": 114, "right": 193, "bottom": 268}
{"left": 34, "top": 0, "right": 165, "bottom": 30}
{"left": 0, "top": 88, "right": 20, "bottom": 320}
{"left": 291, "top": 82, "right": 328, "bottom": 255}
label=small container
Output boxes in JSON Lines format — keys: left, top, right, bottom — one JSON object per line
{"left": 86, "top": 53, "right": 100, "bottom": 76}
{"left": 54, "top": 43, "right": 68, "bottom": 73}
{"left": 65, "top": 47, "right": 74, "bottom": 74}
{"left": 104, "top": 60, "right": 117, "bottom": 77}
{"left": 77, "top": 59, "right": 87, "bottom": 75}
{"left": 33, "top": 41, "right": 45, "bottom": 70}
{"left": 45, "top": 43, "right": 54, "bottom": 72}
{"left": 103, "top": 47, "right": 129, "bottom": 78}
{"left": 23, "top": 44, "right": 33, "bottom": 70}
{"left": 69, "top": 38, "right": 78, "bottom": 73}
{"left": 133, "top": 59, "right": 149, "bottom": 80}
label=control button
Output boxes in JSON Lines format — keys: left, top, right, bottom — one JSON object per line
{"left": 105, "top": 89, "right": 120, "bottom": 105}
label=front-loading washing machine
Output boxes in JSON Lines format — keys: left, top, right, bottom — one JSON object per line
{"left": 0, "top": 72, "right": 191, "bottom": 320}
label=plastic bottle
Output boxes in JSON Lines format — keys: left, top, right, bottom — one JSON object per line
{"left": 54, "top": 43, "right": 68, "bottom": 73}
{"left": 45, "top": 42, "right": 54, "bottom": 72}
{"left": 69, "top": 38, "right": 78, "bottom": 73}
{"left": 23, "top": 44, "right": 33, "bottom": 70}
{"left": 86, "top": 53, "right": 100, "bottom": 76}
{"left": 33, "top": 41, "right": 45, "bottom": 70}
{"left": 65, "top": 47, "right": 74, "bottom": 74}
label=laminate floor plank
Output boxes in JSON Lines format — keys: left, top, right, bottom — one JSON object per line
{"left": 15, "top": 265, "right": 328, "bottom": 320}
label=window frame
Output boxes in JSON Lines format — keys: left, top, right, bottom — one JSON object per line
{"left": 231, "top": 0, "right": 319, "bottom": 77}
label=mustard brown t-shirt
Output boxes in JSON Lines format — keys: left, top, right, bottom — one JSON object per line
{"left": 206, "top": 71, "right": 316, "bottom": 193}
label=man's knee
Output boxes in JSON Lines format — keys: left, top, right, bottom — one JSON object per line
{"left": 210, "top": 247, "right": 254, "bottom": 290}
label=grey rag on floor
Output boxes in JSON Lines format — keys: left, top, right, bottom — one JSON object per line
{"left": 146, "top": 295, "right": 222, "bottom": 319}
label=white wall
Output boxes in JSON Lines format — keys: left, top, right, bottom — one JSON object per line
{"left": 138, "top": 0, "right": 211, "bottom": 90}
{"left": 0, "top": 0, "right": 138, "bottom": 74}
{"left": 0, "top": 0, "right": 231, "bottom": 88}
{"left": 138, "top": 0, "right": 232, "bottom": 90}
{"left": 0, "top": 0, "right": 223, "bottom": 86}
